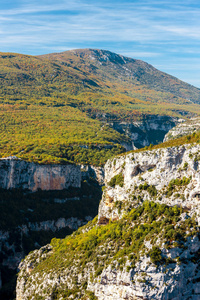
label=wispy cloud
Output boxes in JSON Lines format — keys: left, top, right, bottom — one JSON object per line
{"left": 0, "top": 0, "right": 200, "bottom": 86}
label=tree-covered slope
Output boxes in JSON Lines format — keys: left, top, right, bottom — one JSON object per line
{"left": 1, "top": 49, "right": 200, "bottom": 164}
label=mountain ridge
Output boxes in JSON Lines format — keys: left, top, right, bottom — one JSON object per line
{"left": 40, "top": 48, "right": 200, "bottom": 103}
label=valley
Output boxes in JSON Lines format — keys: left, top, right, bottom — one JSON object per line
{"left": 0, "top": 48, "right": 200, "bottom": 299}
{"left": 1, "top": 49, "right": 200, "bottom": 165}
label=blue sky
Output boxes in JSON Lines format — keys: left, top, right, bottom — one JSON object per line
{"left": 1, "top": 0, "right": 200, "bottom": 87}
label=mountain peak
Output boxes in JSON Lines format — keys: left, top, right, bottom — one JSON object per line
{"left": 70, "top": 48, "right": 130, "bottom": 64}
{"left": 41, "top": 48, "right": 133, "bottom": 66}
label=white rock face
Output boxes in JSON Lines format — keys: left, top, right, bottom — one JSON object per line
{"left": 0, "top": 157, "right": 81, "bottom": 191}
{"left": 164, "top": 117, "right": 200, "bottom": 142}
{"left": 1, "top": 216, "right": 91, "bottom": 272}
{"left": 15, "top": 143, "right": 200, "bottom": 300}
{"left": 88, "top": 236, "right": 200, "bottom": 300}
{"left": 99, "top": 144, "right": 200, "bottom": 224}
{"left": 16, "top": 235, "right": 200, "bottom": 300}
{"left": 81, "top": 165, "right": 105, "bottom": 185}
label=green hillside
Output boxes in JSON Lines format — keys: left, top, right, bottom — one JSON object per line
{"left": 1, "top": 49, "right": 200, "bottom": 165}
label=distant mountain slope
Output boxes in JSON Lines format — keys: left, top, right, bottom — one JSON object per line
{"left": 41, "top": 49, "right": 200, "bottom": 104}
{"left": 0, "top": 49, "right": 200, "bottom": 164}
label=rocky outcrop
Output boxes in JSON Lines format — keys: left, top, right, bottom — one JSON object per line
{"left": 0, "top": 157, "right": 81, "bottom": 191}
{"left": 16, "top": 142, "right": 200, "bottom": 300}
{"left": 81, "top": 165, "right": 105, "bottom": 186}
{"left": 88, "top": 235, "right": 200, "bottom": 300}
{"left": 164, "top": 117, "right": 200, "bottom": 142}
{"left": 0, "top": 216, "right": 92, "bottom": 272}
{"left": 98, "top": 144, "right": 200, "bottom": 224}
{"left": 23, "top": 216, "right": 92, "bottom": 233}
{"left": 0, "top": 157, "right": 104, "bottom": 298}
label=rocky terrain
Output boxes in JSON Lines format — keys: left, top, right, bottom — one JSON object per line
{"left": 99, "top": 143, "right": 200, "bottom": 223}
{"left": 16, "top": 138, "right": 200, "bottom": 300}
{"left": 0, "top": 157, "right": 81, "bottom": 191}
{"left": 107, "top": 115, "right": 177, "bottom": 150}
{"left": 164, "top": 117, "right": 200, "bottom": 142}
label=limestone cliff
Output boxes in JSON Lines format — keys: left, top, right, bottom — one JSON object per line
{"left": 164, "top": 117, "right": 200, "bottom": 142}
{"left": 0, "top": 157, "right": 81, "bottom": 191}
{"left": 16, "top": 143, "right": 200, "bottom": 300}
{"left": 0, "top": 216, "right": 91, "bottom": 272}
{"left": 98, "top": 144, "right": 200, "bottom": 224}
{"left": 107, "top": 115, "right": 177, "bottom": 150}
{"left": 81, "top": 165, "right": 105, "bottom": 186}
{"left": 0, "top": 158, "right": 104, "bottom": 298}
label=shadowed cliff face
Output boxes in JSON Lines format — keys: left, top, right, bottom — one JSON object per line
{"left": 108, "top": 115, "right": 177, "bottom": 150}
{"left": 0, "top": 159, "right": 103, "bottom": 300}
{"left": 0, "top": 158, "right": 81, "bottom": 191}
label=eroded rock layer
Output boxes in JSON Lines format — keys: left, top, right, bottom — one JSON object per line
{"left": 0, "top": 157, "right": 81, "bottom": 191}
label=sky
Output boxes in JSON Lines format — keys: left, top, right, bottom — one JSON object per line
{"left": 1, "top": 0, "right": 200, "bottom": 87}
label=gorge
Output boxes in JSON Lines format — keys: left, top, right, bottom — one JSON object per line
{"left": 15, "top": 136, "right": 200, "bottom": 299}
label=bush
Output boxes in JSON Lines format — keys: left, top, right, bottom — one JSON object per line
{"left": 148, "top": 246, "right": 162, "bottom": 264}
{"left": 94, "top": 266, "right": 103, "bottom": 277}
{"left": 147, "top": 185, "right": 157, "bottom": 197}
{"left": 108, "top": 173, "right": 124, "bottom": 188}
{"left": 138, "top": 183, "right": 157, "bottom": 196}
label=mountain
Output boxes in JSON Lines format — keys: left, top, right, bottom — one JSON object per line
{"left": 41, "top": 49, "right": 200, "bottom": 105}
{"left": 1, "top": 49, "right": 200, "bottom": 299}
{"left": 0, "top": 49, "right": 200, "bottom": 165}
{"left": 16, "top": 133, "right": 200, "bottom": 300}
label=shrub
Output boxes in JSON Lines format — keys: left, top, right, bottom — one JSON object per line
{"left": 138, "top": 183, "right": 157, "bottom": 196}
{"left": 108, "top": 173, "right": 124, "bottom": 188}
{"left": 94, "top": 266, "right": 103, "bottom": 277}
{"left": 148, "top": 246, "right": 162, "bottom": 264}
{"left": 147, "top": 185, "right": 157, "bottom": 197}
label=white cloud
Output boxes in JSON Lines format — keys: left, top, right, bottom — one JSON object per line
{"left": 1, "top": 0, "right": 200, "bottom": 46}
{"left": 0, "top": 0, "right": 200, "bottom": 87}
{"left": 157, "top": 26, "right": 200, "bottom": 39}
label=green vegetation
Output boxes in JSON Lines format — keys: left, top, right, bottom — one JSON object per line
{"left": 21, "top": 201, "right": 198, "bottom": 298}
{"left": 168, "top": 177, "right": 191, "bottom": 188}
{"left": 108, "top": 173, "right": 124, "bottom": 187}
{"left": 148, "top": 246, "right": 162, "bottom": 264}
{"left": 1, "top": 49, "right": 200, "bottom": 165}
{"left": 138, "top": 183, "right": 157, "bottom": 197}
{"left": 165, "top": 176, "right": 191, "bottom": 197}
{"left": 0, "top": 105, "right": 126, "bottom": 166}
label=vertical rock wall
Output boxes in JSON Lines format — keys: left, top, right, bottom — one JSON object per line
{"left": 0, "top": 157, "right": 81, "bottom": 191}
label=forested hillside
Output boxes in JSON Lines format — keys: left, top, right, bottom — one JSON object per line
{"left": 1, "top": 49, "right": 200, "bottom": 165}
